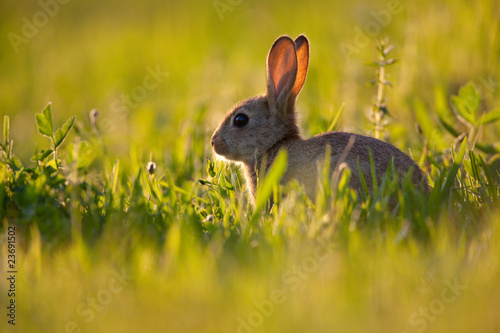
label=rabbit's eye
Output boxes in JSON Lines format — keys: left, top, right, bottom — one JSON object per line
{"left": 233, "top": 114, "right": 249, "bottom": 127}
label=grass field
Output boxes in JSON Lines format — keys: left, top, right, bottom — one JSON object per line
{"left": 1, "top": 0, "right": 500, "bottom": 332}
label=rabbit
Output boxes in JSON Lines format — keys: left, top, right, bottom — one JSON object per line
{"left": 211, "top": 34, "right": 429, "bottom": 202}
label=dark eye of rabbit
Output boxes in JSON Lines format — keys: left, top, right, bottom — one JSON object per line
{"left": 233, "top": 114, "right": 249, "bottom": 127}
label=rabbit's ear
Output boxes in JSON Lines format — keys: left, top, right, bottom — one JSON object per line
{"left": 266, "top": 36, "right": 298, "bottom": 114}
{"left": 291, "top": 35, "right": 309, "bottom": 98}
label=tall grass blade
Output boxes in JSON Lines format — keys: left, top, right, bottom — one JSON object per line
{"left": 3, "top": 115, "right": 9, "bottom": 145}
{"left": 357, "top": 158, "right": 370, "bottom": 197}
{"left": 478, "top": 154, "right": 499, "bottom": 204}
{"left": 441, "top": 137, "right": 467, "bottom": 196}
{"left": 254, "top": 149, "right": 287, "bottom": 213}
{"left": 327, "top": 103, "right": 345, "bottom": 132}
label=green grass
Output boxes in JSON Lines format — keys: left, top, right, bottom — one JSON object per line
{"left": 1, "top": 0, "right": 500, "bottom": 332}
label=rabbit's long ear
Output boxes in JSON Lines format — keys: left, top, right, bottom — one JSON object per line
{"left": 266, "top": 36, "right": 298, "bottom": 114}
{"left": 291, "top": 35, "right": 309, "bottom": 98}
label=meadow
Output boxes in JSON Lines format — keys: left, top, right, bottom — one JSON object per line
{"left": 1, "top": 0, "right": 500, "bottom": 332}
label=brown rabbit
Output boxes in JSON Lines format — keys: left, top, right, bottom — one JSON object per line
{"left": 211, "top": 35, "right": 429, "bottom": 201}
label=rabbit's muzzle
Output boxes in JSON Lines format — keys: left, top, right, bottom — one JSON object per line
{"left": 211, "top": 133, "right": 228, "bottom": 157}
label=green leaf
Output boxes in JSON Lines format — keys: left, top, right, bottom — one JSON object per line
{"left": 31, "top": 148, "right": 54, "bottom": 162}
{"left": 5, "top": 155, "right": 23, "bottom": 171}
{"left": 451, "top": 83, "right": 481, "bottom": 127}
{"left": 198, "top": 179, "right": 213, "bottom": 186}
{"left": 254, "top": 149, "right": 287, "bottom": 213}
{"left": 365, "top": 61, "right": 382, "bottom": 67}
{"left": 207, "top": 159, "right": 216, "bottom": 178}
{"left": 482, "top": 107, "right": 500, "bottom": 125}
{"left": 36, "top": 103, "right": 54, "bottom": 138}
{"left": 224, "top": 175, "right": 235, "bottom": 191}
{"left": 46, "top": 159, "right": 59, "bottom": 173}
{"left": 54, "top": 115, "right": 76, "bottom": 148}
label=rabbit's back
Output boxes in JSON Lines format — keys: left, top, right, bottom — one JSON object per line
{"left": 282, "top": 132, "right": 428, "bottom": 196}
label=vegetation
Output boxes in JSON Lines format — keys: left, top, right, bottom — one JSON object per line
{"left": 1, "top": 0, "right": 499, "bottom": 332}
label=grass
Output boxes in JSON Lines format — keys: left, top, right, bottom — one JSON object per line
{"left": 1, "top": 0, "right": 500, "bottom": 332}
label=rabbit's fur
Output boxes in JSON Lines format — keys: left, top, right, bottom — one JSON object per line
{"left": 211, "top": 35, "right": 429, "bottom": 201}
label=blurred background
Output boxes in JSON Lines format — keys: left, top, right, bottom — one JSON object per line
{"left": 1, "top": 0, "right": 499, "bottom": 166}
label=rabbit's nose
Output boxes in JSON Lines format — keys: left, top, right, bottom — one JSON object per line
{"left": 211, "top": 130, "right": 221, "bottom": 147}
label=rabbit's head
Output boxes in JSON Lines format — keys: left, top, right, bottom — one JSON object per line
{"left": 211, "top": 35, "right": 309, "bottom": 164}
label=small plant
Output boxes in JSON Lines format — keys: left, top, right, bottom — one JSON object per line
{"left": 33, "top": 102, "right": 76, "bottom": 168}
{"left": 1, "top": 105, "right": 77, "bottom": 242}
{"left": 367, "top": 37, "right": 397, "bottom": 140}
{"left": 449, "top": 82, "right": 500, "bottom": 151}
